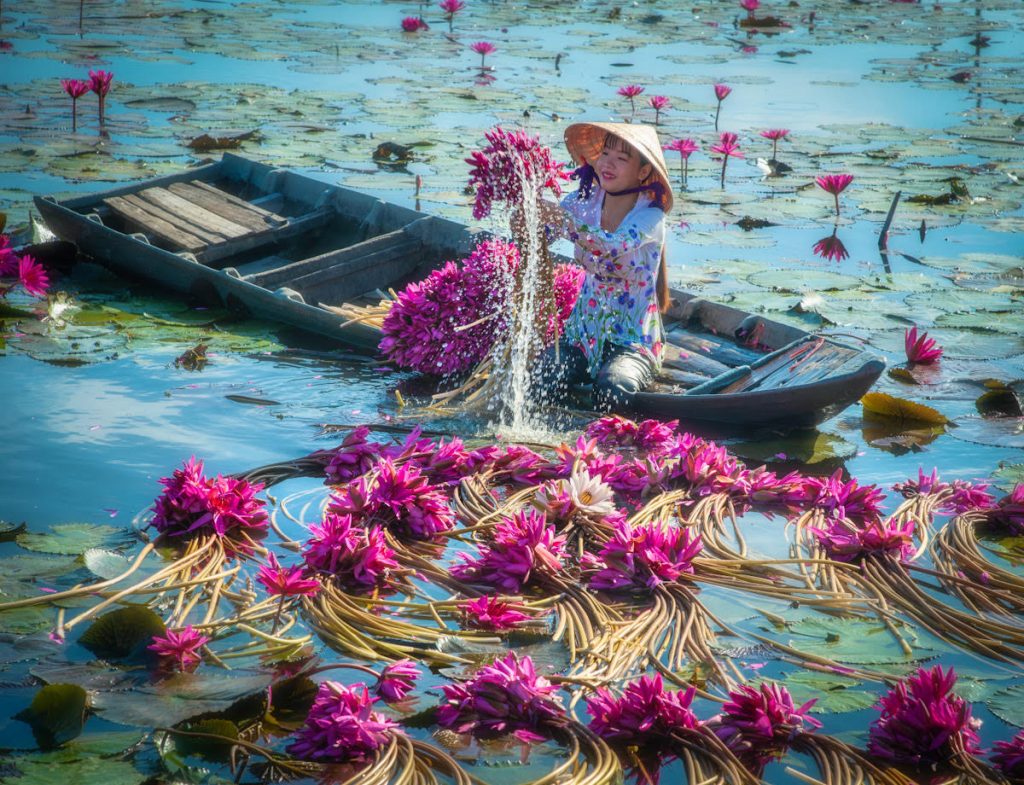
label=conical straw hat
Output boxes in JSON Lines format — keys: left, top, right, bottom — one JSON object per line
{"left": 563, "top": 121, "right": 674, "bottom": 213}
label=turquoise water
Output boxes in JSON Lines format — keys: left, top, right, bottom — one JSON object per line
{"left": 1, "top": 0, "right": 1023, "bottom": 782}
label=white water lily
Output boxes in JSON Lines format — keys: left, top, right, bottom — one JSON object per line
{"left": 567, "top": 469, "right": 616, "bottom": 518}
{"left": 42, "top": 292, "right": 79, "bottom": 327}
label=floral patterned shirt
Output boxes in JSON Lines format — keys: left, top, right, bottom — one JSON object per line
{"left": 546, "top": 185, "right": 666, "bottom": 378}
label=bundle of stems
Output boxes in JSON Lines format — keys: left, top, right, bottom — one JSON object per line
{"left": 930, "top": 510, "right": 1024, "bottom": 617}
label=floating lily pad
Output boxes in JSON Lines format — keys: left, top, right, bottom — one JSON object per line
{"left": 773, "top": 671, "right": 879, "bottom": 714}
{"left": 1, "top": 755, "right": 144, "bottom": 785}
{"left": 78, "top": 606, "right": 167, "bottom": 661}
{"left": 990, "top": 464, "right": 1024, "bottom": 493}
{"left": 861, "top": 392, "right": 949, "bottom": 425}
{"left": 746, "top": 269, "right": 862, "bottom": 292}
{"left": 172, "top": 719, "right": 239, "bottom": 761}
{"left": 988, "top": 684, "right": 1024, "bottom": 727}
{"left": 17, "top": 523, "right": 133, "bottom": 555}
{"left": 14, "top": 683, "right": 88, "bottom": 749}
{"left": 947, "top": 415, "right": 1024, "bottom": 449}
{"left": 91, "top": 671, "right": 273, "bottom": 727}
{"left": 730, "top": 431, "right": 856, "bottom": 466}
{"left": 784, "top": 617, "right": 933, "bottom": 665}
{"left": 0, "top": 554, "right": 79, "bottom": 580}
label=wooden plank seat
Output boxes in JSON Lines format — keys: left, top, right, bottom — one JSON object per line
{"left": 167, "top": 181, "right": 287, "bottom": 232}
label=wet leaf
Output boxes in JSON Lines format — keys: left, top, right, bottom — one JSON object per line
{"left": 14, "top": 683, "right": 88, "bottom": 749}
{"left": 948, "top": 415, "right": 1024, "bottom": 449}
{"left": 77, "top": 606, "right": 167, "bottom": 661}
{"left": 32, "top": 662, "right": 143, "bottom": 692}
{"left": 976, "top": 388, "right": 1023, "bottom": 417}
{"left": 0, "top": 554, "right": 78, "bottom": 580}
{"left": 16, "top": 523, "right": 133, "bottom": 555}
{"left": 186, "top": 130, "right": 259, "bottom": 151}
{"left": 990, "top": 464, "right": 1024, "bottom": 493}
{"left": 988, "top": 684, "right": 1024, "bottom": 727}
{"left": 772, "top": 671, "right": 879, "bottom": 714}
{"left": 91, "top": 671, "right": 273, "bottom": 727}
{"left": 887, "top": 367, "right": 918, "bottom": 385}
{"left": 730, "top": 432, "right": 856, "bottom": 466}
{"left": 1, "top": 755, "right": 144, "bottom": 785}
{"left": 860, "top": 392, "right": 949, "bottom": 425}
{"left": 784, "top": 617, "right": 933, "bottom": 665}
{"left": 746, "top": 269, "right": 861, "bottom": 293}
{"left": 173, "top": 719, "right": 239, "bottom": 760}
{"left": 265, "top": 674, "right": 318, "bottom": 729}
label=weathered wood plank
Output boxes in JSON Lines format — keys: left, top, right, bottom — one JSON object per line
{"left": 138, "top": 187, "right": 251, "bottom": 239}
{"left": 118, "top": 193, "right": 224, "bottom": 246}
{"left": 197, "top": 208, "right": 334, "bottom": 265}
{"left": 103, "top": 195, "right": 207, "bottom": 251}
{"left": 190, "top": 180, "right": 286, "bottom": 221}
{"left": 667, "top": 328, "right": 763, "bottom": 368}
{"left": 166, "top": 182, "right": 281, "bottom": 232}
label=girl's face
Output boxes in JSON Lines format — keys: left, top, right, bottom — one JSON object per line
{"left": 594, "top": 137, "right": 653, "bottom": 192}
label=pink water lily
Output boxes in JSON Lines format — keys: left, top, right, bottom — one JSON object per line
{"left": 617, "top": 84, "right": 645, "bottom": 119}
{"left": 462, "top": 596, "right": 531, "bottom": 631}
{"left": 304, "top": 513, "right": 399, "bottom": 591}
{"left": 713, "top": 83, "right": 731, "bottom": 129}
{"left": 647, "top": 94, "right": 670, "bottom": 125}
{"left": 88, "top": 69, "right": 113, "bottom": 124}
{"left": 991, "top": 484, "right": 1024, "bottom": 536}
{"left": 288, "top": 681, "right": 398, "bottom": 761}
{"left": 588, "top": 674, "right": 700, "bottom": 745}
{"left": 868, "top": 665, "right": 980, "bottom": 767}
{"left": 148, "top": 625, "right": 210, "bottom": 671}
{"left": 375, "top": 659, "right": 420, "bottom": 703}
{"left": 714, "top": 682, "right": 820, "bottom": 775}
{"left": 741, "top": 0, "right": 760, "bottom": 13}
{"left": 471, "top": 40, "right": 496, "bottom": 70}
{"left": 759, "top": 128, "right": 789, "bottom": 159}
{"left": 61, "top": 78, "right": 90, "bottom": 132}
{"left": 437, "top": 652, "right": 566, "bottom": 741}
{"left": 588, "top": 518, "right": 702, "bottom": 592}
{"left": 257, "top": 552, "right": 320, "bottom": 597}
{"left": 439, "top": 0, "right": 465, "bottom": 31}
{"left": 401, "top": 16, "right": 429, "bottom": 32}
{"left": 904, "top": 326, "right": 942, "bottom": 364}
{"left": 710, "top": 132, "right": 743, "bottom": 188}
{"left": 664, "top": 138, "right": 699, "bottom": 186}
{"left": 802, "top": 468, "right": 885, "bottom": 524}
{"left": 815, "top": 173, "right": 854, "bottom": 216}
{"left": 993, "top": 729, "right": 1024, "bottom": 780}
{"left": 17, "top": 254, "right": 49, "bottom": 297}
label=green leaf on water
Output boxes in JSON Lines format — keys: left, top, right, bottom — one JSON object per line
{"left": 173, "top": 719, "right": 239, "bottom": 761}
{"left": 770, "top": 671, "right": 879, "bottom": 714}
{"left": 1, "top": 755, "right": 144, "bottom": 785}
{"left": 265, "top": 674, "right": 318, "bottom": 730}
{"left": 78, "top": 606, "right": 166, "bottom": 661}
{"left": 988, "top": 684, "right": 1024, "bottom": 727}
{"left": 730, "top": 431, "right": 857, "bottom": 466}
{"left": 990, "top": 464, "right": 1024, "bottom": 493}
{"left": 14, "top": 683, "right": 88, "bottom": 749}
{"left": 784, "top": 617, "right": 932, "bottom": 665}
{"left": 17, "top": 523, "right": 133, "bottom": 555}
{"left": 0, "top": 554, "right": 78, "bottom": 580}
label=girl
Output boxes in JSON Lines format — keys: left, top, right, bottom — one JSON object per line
{"left": 537, "top": 121, "right": 673, "bottom": 411}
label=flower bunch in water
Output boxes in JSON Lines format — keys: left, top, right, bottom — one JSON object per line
{"left": 471, "top": 443, "right": 556, "bottom": 485}
{"left": 287, "top": 681, "right": 398, "bottom": 761}
{"left": 990, "top": 483, "right": 1024, "bottom": 535}
{"left": 376, "top": 660, "right": 420, "bottom": 703}
{"left": 324, "top": 425, "right": 385, "bottom": 484}
{"left": 329, "top": 458, "right": 454, "bottom": 540}
{"left": 585, "top": 415, "right": 679, "bottom": 456}
{"left": 303, "top": 513, "right": 400, "bottom": 591}
{"left": 891, "top": 468, "right": 995, "bottom": 514}
{"left": 867, "top": 665, "right": 980, "bottom": 767}
{"left": 462, "top": 596, "right": 532, "bottom": 631}
{"left": 802, "top": 469, "right": 885, "bottom": 524}
{"left": 149, "top": 457, "right": 268, "bottom": 552}
{"left": 451, "top": 509, "right": 566, "bottom": 592}
{"left": 589, "top": 519, "right": 702, "bottom": 592}
{"left": 669, "top": 437, "right": 742, "bottom": 496}
{"left": 992, "top": 729, "right": 1024, "bottom": 779}
{"left": 380, "top": 238, "right": 582, "bottom": 375}
{"left": 588, "top": 675, "right": 699, "bottom": 746}
{"left": 257, "top": 552, "right": 320, "bottom": 597}
{"left": 465, "top": 126, "right": 569, "bottom": 220}
{"left": 812, "top": 517, "right": 916, "bottom": 563}
{"left": 0, "top": 235, "right": 49, "bottom": 298}
{"left": 725, "top": 466, "right": 809, "bottom": 509}
{"left": 437, "top": 652, "right": 566, "bottom": 741}
{"left": 533, "top": 468, "right": 619, "bottom": 523}
{"left": 713, "top": 683, "right": 820, "bottom": 773}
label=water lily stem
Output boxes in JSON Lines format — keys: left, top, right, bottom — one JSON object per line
{"left": 271, "top": 594, "right": 286, "bottom": 634}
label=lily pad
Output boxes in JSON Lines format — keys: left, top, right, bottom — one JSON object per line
{"left": 746, "top": 269, "right": 862, "bottom": 292}
{"left": 947, "top": 415, "right": 1024, "bottom": 449}
{"left": 784, "top": 617, "right": 933, "bottom": 665}
{"left": 0, "top": 554, "right": 79, "bottom": 580}
{"left": 77, "top": 606, "right": 167, "bottom": 661}
{"left": 1, "top": 755, "right": 144, "bottom": 785}
{"left": 16, "top": 523, "right": 133, "bottom": 555}
{"left": 14, "top": 683, "right": 89, "bottom": 749}
{"left": 730, "top": 431, "right": 857, "bottom": 466}
{"left": 773, "top": 671, "right": 879, "bottom": 714}
{"left": 91, "top": 671, "right": 273, "bottom": 727}
{"left": 861, "top": 392, "right": 949, "bottom": 425}
{"left": 988, "top": 684, "right": 1024, "bottom": 727}
{"left": 990, "top": 464, "right": 1024, "bottom": 493}
{"left": 173, "top": 719, "right": 239, "bottom": 760}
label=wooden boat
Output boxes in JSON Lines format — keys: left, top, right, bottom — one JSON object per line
{"left": 34, "top": 153, "right": 884, "bottom": 430}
